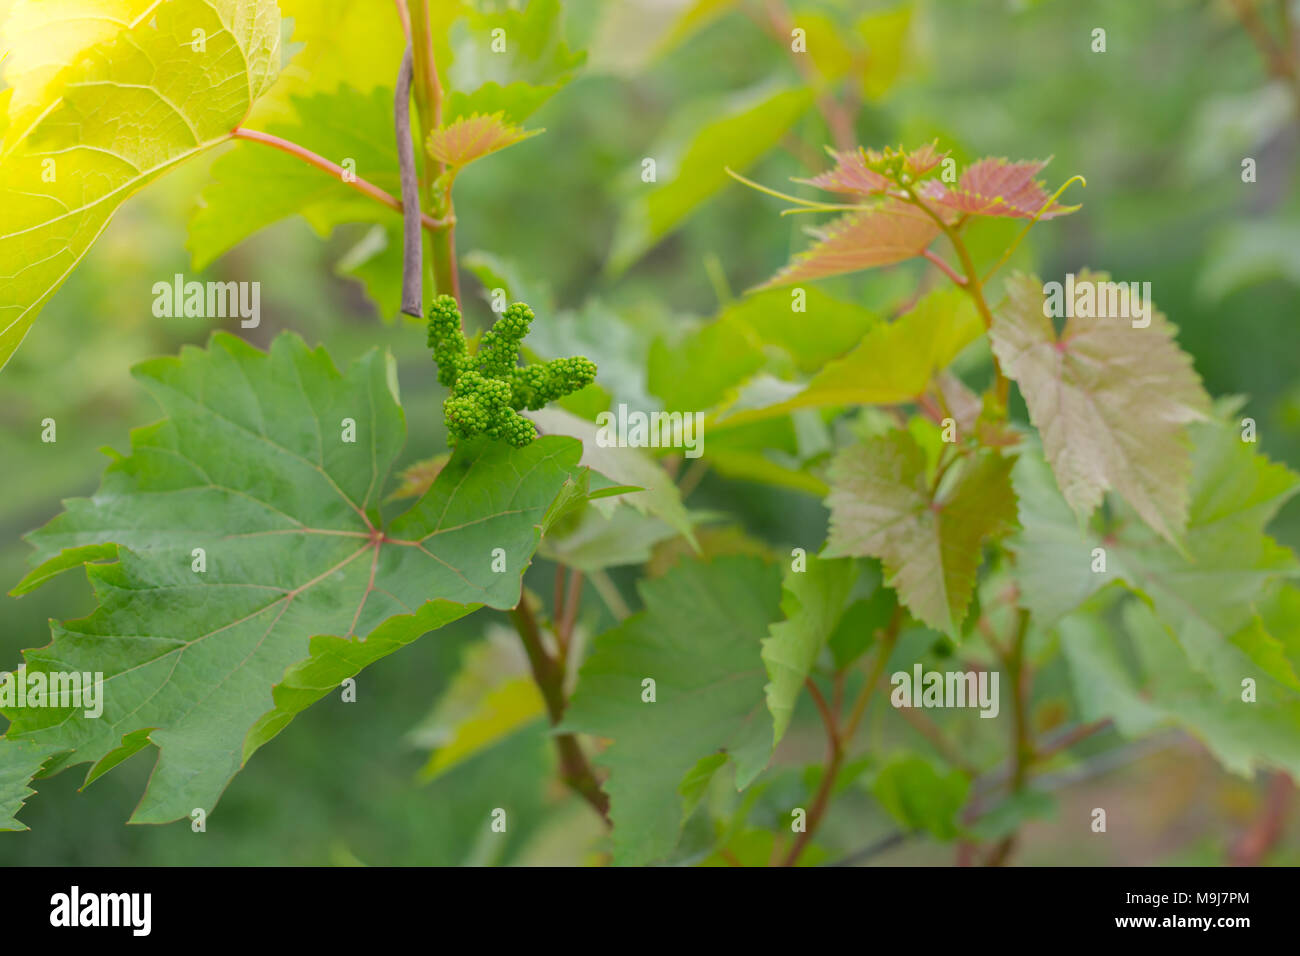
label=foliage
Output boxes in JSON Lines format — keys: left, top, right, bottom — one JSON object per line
{"left": 1, "top": 0, "right": 1298, "bottom": 871}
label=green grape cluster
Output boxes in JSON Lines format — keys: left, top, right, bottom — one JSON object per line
{"left": 426, "top": 295, "right": 597, "bottom": 447}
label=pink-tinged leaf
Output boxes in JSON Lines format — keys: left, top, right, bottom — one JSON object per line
{"left": 918, "top": 158, "right": 1079, "bottom": 220}
{"left": 824, "top": 431, "right": 1018, "bottom": 634}
{"left": 757, "top": 199, "right": 941, "bottom": 288}
{"left": 990, "top": 271, "right": 1211, "bottom": 543}
{"left": 796, "top": 142, "right": 950, "bottom": 195}
{"left": 796, "top": 148, "right": 892, "bottom": 195}
{"left": 426, "top": 111, "right": 542, "bottom": 168}
{"left": 903, "top": 142, "right": 948, "bottom": 177}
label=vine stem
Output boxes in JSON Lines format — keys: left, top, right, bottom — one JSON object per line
{"left": 392, "top": 0, "right": 411, "bottom": 40}
{"left": 230, "top": 127, "right": 447, "bottom": 231}
{"left": 394, "top": 47, "right": 422, "bottom": 318}
{"left": 986, "top": 608, "right": 1032, "bottom": 866}
{"left": 923, "top": 249, "right": 966, "bottom": 286}
{"left": 752, "top": 0, "right": 857, "bottom": 151}
{"left": 1228, "top": 771, "right": 1294, "bottom": 865}
{"left": 509, "top": 599, "right": 610, "bottom": 823}
{"left": 780, "top": 678, "right": 842, "bottom": 868}
{"left": 902, "top": 187, "right": 1011, "bottom": 409}
{"left": 588, "top": 569, "right": 631, "bottom": 621}
{"left": 1233, "top": 0, "right": 1297, "bottom": 84}
{"left": 559, "top": 569, "right": 583, "bottom": 651}
{"left": 781, "top": 608, "right": 902, "bottom": 866}
{"left": 896, "top": 705, "right": 979, "bottom": 777}
{"left": 407, "top": 0, "right": 460, "bottom": 305}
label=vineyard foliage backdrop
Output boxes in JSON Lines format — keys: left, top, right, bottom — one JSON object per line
{"left": 2, "top": 0, "right": 1299, "bottom": 866}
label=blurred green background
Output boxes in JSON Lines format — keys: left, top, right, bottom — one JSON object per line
{"left": 1, "top": 0, "right": 1297, "bottom": 865}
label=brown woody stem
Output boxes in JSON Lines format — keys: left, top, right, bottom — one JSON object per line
{"left": 509, "top": 599, "right": 610, "bottom": 823}
{"left": 781, "top": 608, "right": 902, "bottom": 866}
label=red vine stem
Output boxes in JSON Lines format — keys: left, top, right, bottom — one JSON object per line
{"left": 392, "top": 0, "right": 411, "bottom": 41}
{"left": 1229, "top": 771, "right": 1293, "bottom": 865}
{"left": 923, "top": 248, "right": 967, "bottom": 286}
{"left": 986, "top": 608, "right": 1032, "bottom": 866}
{"left": 902, "top": 187, "right": 1013, "bottom": 409}
{"left": 230, "top": 127, "right": 446, "bottom": 232}
{"left": 781, "top": 609, "right": 902, "bottom": 866}
{"left": 509, "top": 600, "right": 610, "bottom": 823}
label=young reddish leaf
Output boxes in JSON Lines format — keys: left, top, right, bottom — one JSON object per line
{"left": 990, "top": 271, "right": 1210, "bottom": 543}
{"left": 824, "top": 431, "right": 1017, "bottom": 634}
{"left": 757, "top": 199, "right": 941, "bottom": 288}
{"left": 796, "top": 148, "right": 892, "bottom": 196}
{"left": 918, "top": 157, "right": 1079, "bottom": 219}
{"left": 902, "top": 141, "right": 948, "bottom": 177}
{"left": 796, "top": 142, "right": 949, "bottom": 196}
{"left": 426, "top": 111, "right": 542, "bottom": 168}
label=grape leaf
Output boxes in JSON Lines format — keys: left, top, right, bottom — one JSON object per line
{"left": 609, "top": 84, "right": 813, "bottom": 274}
{"left": 871, "top": 754, "right": 969, "bottom": 840}
{"left": 1102, "top": 422, "right": 1299, "bottom": 647}
{"left": 827, "top": 565, "right": 898, "bottom": 669}
{"left": 762, "top": 556, "right": 861, "bottom": 745}
{"left": 561, "top": 556, "right": 782, "bottom": 865}
{"left": 526, "top": 406, "right": 694, "bottom": 542}
{"left": 250, "top": 0, "right": 425, "bottom": 125}
{"left": 757, "top": 198, "right": 940, "bottom": 289}
{"left": 442, "top": 2, "right": 583, "bottom": 127}
{"left": 0, "top": 0, "right": 156, "bottom": 143}
{"left": 410, "top": 625, "right": 545, "bottom": 782}
{"left": 796, "top": 148, "right": 891, "bottom": 196}
{"left": 588, "top": 0, "right": 747, "bottom": 79}
{"left": 1013, "top": 421, "right": 1300, "bottom": 630}
{"left": 1008, "top": 449, "right": 1118, "bottom": 625}
{"left": 335, "top": 222, "right": 407, "bottom": 322}
{"left": 722, "top": 286, "right": 880, "bottom": 374}
{"left": 0, "top": 737, "right": 56, "bottom": 831}
{"left": 714, "top": 288, "right": 982, "bottom": 429}
{"left": 797, "top": 142, "right": 947, "bottom": 197}
{"left": 917, "top": 157, "right": 1079, "bottom": 220}
{"left": 855, "top": 5, "right": 912, "bottom": 100}
{"left": 647, "top": 313, "right": 765, "bottom": 412}
{"left": 0, "top": 332, "right": 586, "bottom": 828}
{"left": 444, "top": 80, "right": 557, "bottom": 125}
{"left": 539, "top": 504, "right": 685, "bottom": 573}
{"left": 0, "top": 0, "right": 282, "bottom": 371}
{"left": 1063, "top": 599, "right": 1300, "bottom": 777}
{"left": 190, "top": 85, "right": 401, "bottom": 271}
{"left": 965, "top": 788, "right": 1056, "bottom": 842}
{"left": 991, "top": 271, "right": 1210, "bottom": 543}
{"left": 449, "top": 0, "right": 585, "bottom": 93}
{"left": 427, "top": 111, "right": 542, "bottom": 168}
{"left": 824, "top": 431, "right": 1017, "bottom": 634}
{"left": 644, "top": 288, "right": 881, "bottom": 416}
{"left": 798, "top": 12, "right": 855, "bottom": 83}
